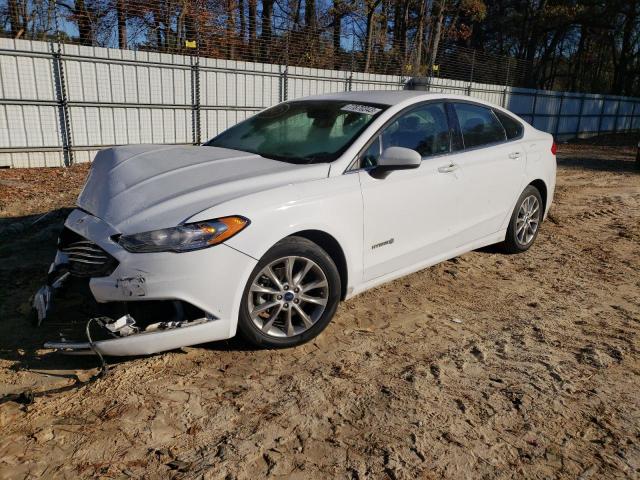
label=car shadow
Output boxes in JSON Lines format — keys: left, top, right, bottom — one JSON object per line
{"left": 0, "top": 210, "right": 133, "bottom": 397}
{"left": 474, "top": 244, "right": 505, "bottom": 255}
{"left": 0, "top": 209, "right": 258, "bottom": 398}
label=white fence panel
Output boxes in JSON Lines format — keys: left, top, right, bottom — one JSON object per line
{"left": 1, "top": 38, "right": 639, "bottom": 167}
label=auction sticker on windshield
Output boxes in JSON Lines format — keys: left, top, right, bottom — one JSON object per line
{"left": 341, "top": 104, "right": 382, "bottom": 115}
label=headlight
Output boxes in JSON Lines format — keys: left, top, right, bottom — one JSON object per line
{"left": 118, "top": 216, "right": 250, "bottom": 253}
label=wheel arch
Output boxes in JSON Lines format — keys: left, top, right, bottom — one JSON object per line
{"left": 289, "top": 230, "right": 349, "bottom": 300}
{"left": 528, "top": 179, "right": 548, "bottom": 213}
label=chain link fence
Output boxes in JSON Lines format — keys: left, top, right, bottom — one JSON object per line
{"left": 0, "top": 1, "right": 532, "bottom": 83}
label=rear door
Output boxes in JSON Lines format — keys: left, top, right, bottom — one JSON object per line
{"left": 447, "top": 102, "right": 526, "bottom": 246}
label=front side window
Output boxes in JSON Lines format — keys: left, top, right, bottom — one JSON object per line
{"left": 494, "top": 110, "right": 524, "bottom": 139}
{"left": 360, "top": 137, "right": 381, "bottom": 168}
{"left": 453, "top": 103, "right": 506, "bottom": 149}
{"left": 381, "top": 103, "right": 451, "bottom": 157}
{"left": 205, "top": 100, "right": 386, "bottom": 164}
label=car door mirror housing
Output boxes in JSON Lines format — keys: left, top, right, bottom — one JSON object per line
{"left": 373, "top": 147, "right": 421, "bottom": 177}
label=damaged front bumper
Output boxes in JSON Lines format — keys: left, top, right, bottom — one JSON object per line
{"left": 44, "top": 317, "right": 229, "bottom": 356}
{"left": 35, "top": 209, "right": 258, "bottom": 356}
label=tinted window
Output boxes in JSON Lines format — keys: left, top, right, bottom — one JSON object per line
{"left": 381, "top": 103, "right": 450, "bottom": 157}
{"left": 205, "top": 100, "right": 385, "bottom": 164}
{"left": 445, "top": 103, "right": 465, "bottom": 152}
{"left": 453, "top": 103, "right": 506, "bottom": 149}
{"left": 495, "top": 110, "right": 524, "bottom": 139}
{"left": 360, "top": 137, "right": 381, "bottom": 168}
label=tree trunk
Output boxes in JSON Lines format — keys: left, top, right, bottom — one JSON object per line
{"left": 426, "top": 0, "right": 445, "bottom": 76}
{"left": 8, "top": 0, "right": 25, "bottom": 38}
{"left": 523, "top": 0, "right": 547, "bottom": 86}
{"left": 117, "top": 0, "right": 127, "bottom": 49}
{"left": 363, "top": 0, "right": 382, "bottom": 72}
{"left": 570, "top": 24, "right": 586, "bottom": 92}
{"left": 75, "top": 0, "right": 94, "bottom": 45}
{"left": 613, "top": 0, "right": 637, "bottom": 95}
{"left": 392, "top": 0, "right": 409, "bottom": 58}
{"left": 292, "top": 0, "right": 302, "bottom": 29}
{"left": 305, "top": 0, "right": 318, "bottom": 51}
{"left": 226, "top": 0, "right": 237, "bottom": 58}
{"left": 364, "top": 10, "right": 375, "bottom": 72}
{"left": 260, "top": 0, "right": 274, "bottom": 62}
{"left": 332, "top": 0, "right": 343, "bottom": 64}
{"left": 248, "top": 0, "right": 257, "bottom": 60}
{"left": 239, "top": 0, "right": 246, "bottom": 41}
{"left": 305, "top": 0, "right": 317, "bottom": 30}
{"left": 413, "top": 0, "right": 429, "bottom": 75}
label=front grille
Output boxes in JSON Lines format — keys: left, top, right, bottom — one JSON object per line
{"left": 59, "top": 227, "right": 118, "bottom": 278}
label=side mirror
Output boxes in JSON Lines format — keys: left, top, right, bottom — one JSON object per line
{"left": 373, "top": 147, "right": 421, "bottom": 177}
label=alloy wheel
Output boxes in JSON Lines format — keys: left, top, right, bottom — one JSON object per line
{"left": 516, "top": 195, "right": 540, "bottom": 245}
{"left": 247, "top": 256, "right": 329, "bottom": 338}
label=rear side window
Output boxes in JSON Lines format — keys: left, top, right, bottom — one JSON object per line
{"left": 453, "top": 103, "right": 506, "bottom": 149}
{"left": 494, "top": 110, "right": 524, "bottom": 139}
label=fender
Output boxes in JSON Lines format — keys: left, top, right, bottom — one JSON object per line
{"left": 187, "top": 173, "right": 365, "bottom": 294}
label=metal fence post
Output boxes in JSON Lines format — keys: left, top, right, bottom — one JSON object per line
{"left": 576, "top": 93, "right": 585, "bottom": 139}
{"left": 279, "top": 66, "right": 288, "bottom": 102}
{"left": 467, "top": 51, "right": 475, "bottom": 96}
{"left": 283, "top": 67, "right": 288, "bottom": 101}
{"left": 554, "top": 92, "right": 565, "bottom": 139}
{"left": 596, "top": 97, "right": 606, "bottom": 136}
{"left": 502, "top": 58, "right": 511, "bottom": 107}
{"left": 612, "top": 97, "right": 621, "bottom": 134}
{"left": 191, "top": 56, "right": 201, "bottom": 145}
{"left": 51, "top": 43, "right": 73, "bottom": 166}
{"left": 346, "top": 71, "right": 353, "bottom": 91}
{"left": 531, "top": 90, "right": 539, "bottom": 131}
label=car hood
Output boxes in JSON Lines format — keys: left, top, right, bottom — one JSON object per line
{"left": 77, "top": 145, "right": 330, "bottom": 234}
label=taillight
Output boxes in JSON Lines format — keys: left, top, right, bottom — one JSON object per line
{"left": 551, "top": 142, "right": 557, "bottom": 155}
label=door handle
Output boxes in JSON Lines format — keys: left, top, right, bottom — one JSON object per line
{"left": 508, "top": 152, "right": 522, "bottom": 159}
{"left": 438, "top": 164, "right": 459, "bottom": 173}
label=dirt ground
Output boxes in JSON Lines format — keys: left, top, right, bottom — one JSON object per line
{"left": 0, "top": 143, "right": 639, "bottom": 479}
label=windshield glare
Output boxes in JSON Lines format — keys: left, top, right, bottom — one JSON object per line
{"left": 204, "top": 100, "right": 386, "bottom": 164}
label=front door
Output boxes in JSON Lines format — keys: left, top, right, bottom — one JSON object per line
{"left": 357, "top": 102, "right": 461, "bottom": 282}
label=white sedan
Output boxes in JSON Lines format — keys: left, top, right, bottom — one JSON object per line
{"left": 38, "top": 91, "right": 556, "bottom": 355}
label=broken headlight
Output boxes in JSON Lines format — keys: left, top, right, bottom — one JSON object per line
{"left": 118, "top": 216, "right": 250, "bottom": 253}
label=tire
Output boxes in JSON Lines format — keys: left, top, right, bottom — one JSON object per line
{"left": 502, "top": 185, "right": 543, "bottom": 254}
{"left": 237, "top": 236, "right": 341, "bottom": 348}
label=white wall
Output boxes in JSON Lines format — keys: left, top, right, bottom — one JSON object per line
{"left": 0, "top": 38, "right": 638, "bottom": 168}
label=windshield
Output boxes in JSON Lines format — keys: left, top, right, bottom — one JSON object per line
{"left": 204, "top": 100, "right": 386, "bottom": 164}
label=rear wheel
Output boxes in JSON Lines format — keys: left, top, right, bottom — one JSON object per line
{"left": 237, "top": 236, "right": 341, "bottom": 348}
{"left": 502, "top": 185, "right": 543, "bottom": 253}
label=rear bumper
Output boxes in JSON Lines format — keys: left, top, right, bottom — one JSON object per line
{"left": 42, "top": 209, "right": 258, "bottom": 355}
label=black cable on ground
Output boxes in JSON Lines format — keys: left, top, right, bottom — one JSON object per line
{"left": 86, "top": 318, "right": 109, "bottom": 378}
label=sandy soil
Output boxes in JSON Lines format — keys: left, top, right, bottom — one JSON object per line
{"left": 0, "top": 145, "right": 639, "bottom": 479}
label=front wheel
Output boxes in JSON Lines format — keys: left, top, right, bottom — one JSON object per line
{"left": 237, "top": 236, "right": 341, "bottom": 348}
{"left": 502, "top": 185, "right": 543, "bottom": 253}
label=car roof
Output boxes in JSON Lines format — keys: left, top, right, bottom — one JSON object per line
{"left": 293, "top": 90, "right": 472, "bottom": 107}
